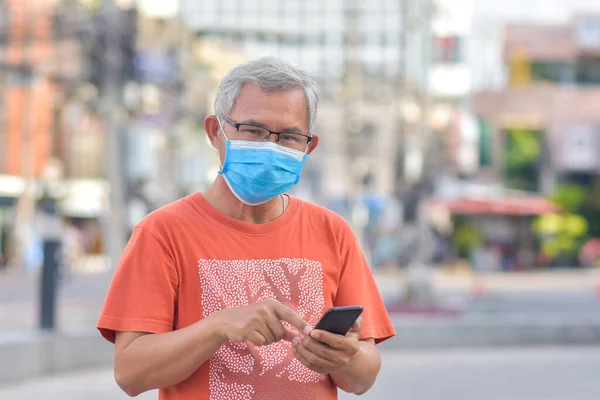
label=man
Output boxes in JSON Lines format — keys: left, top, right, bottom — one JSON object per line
{"left": 98, "top": 56, "right": 395, "bottom": 400}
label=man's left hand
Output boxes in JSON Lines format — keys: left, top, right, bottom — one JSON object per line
{"left": 292, "top": 317, "right": 362, "bottom": 374}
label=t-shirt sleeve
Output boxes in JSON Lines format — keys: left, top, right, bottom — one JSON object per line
{"left": 97, "top": 225, "right": 178, "bottom": 343}
{"left": 333, "top": 221, "right": 396, "bottom": 344}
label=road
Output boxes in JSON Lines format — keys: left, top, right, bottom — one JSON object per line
{"left": 1, "top": 347, "right": 599, "bottom": 399}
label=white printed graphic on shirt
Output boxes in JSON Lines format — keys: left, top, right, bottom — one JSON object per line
{"left": 198, "top": 258, "right": 330, "bottom": 400}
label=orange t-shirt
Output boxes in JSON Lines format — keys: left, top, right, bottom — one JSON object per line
{"left": 98, "top": 193, "right": 395, "bottom": 400}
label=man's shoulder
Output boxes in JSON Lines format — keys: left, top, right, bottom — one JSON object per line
{"left": 295, "top": 197, "right": 352, "bottom": 231}
{"left": 136, "top": 195, "right": 197, "bottom": 234}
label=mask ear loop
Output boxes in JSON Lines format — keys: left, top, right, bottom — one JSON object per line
{"left": 216, "top": 117, "right": 230, "bottom": 140}
{"left": 303, "top": 133, "right": 312, "bottom": 154}
{"left": 216, "top": 117, "right": 230, "bottom": 170}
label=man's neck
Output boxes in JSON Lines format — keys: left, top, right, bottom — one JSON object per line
{"left": 202, "top": 176, "right": 285, "bottom": 224}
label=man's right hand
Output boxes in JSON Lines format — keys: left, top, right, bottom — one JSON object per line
{"left": 214, "top": 298, "right": 312, "bottom": 346}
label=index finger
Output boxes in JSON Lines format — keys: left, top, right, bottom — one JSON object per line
{"left": 274, "top": 303, "right": 312, "bottom": 335}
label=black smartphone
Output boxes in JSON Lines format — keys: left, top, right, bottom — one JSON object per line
{"left": 313, "top": 306, "right": 363, "bottom": 336}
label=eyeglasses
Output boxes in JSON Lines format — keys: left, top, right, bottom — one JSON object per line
{"left": 220, "top": 116, "right": 312, "bottom": 151}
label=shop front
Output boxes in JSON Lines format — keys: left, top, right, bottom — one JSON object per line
{"left": 424, "top": 195, "right": 561, "bottom": 271}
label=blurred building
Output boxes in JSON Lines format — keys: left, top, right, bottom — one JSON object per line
{"left": 182, "top": 0, "right": 405, "bottom": 81}
{"left": 0, "top": 0, "right": 65, "bottom": 268}
{"left": 433, "top": 13, "right": 600, "bottom": 270}
{"left": 423, "top": 0, "right": 474, "bottom": 181}
{"left": 473, "top": 15, "right": 600, "bottom": 194}
{"left": 124, "top": 6, "right": 222, "bottom": 215}
{"left": 468, "top": 0, "right": 600, "bottom": 92}
{"left": 180, "top": 0, "right": 445, "bottom": 208}
{"left": 0, "top": 0, "right": 56, "bottom": 178}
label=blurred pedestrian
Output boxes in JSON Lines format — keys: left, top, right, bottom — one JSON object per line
{"left": 60, "top": 221, "right": 84, "bottom": 277}
{"left": 97, "top": 56, "right": 395, "bottom": 399}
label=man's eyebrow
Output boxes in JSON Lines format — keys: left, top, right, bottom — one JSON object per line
{"left": 241, "top": 119, "right": 305, "bottom": 135}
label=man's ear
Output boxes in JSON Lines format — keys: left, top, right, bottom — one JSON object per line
{"left": 307, "top": 133, "right": 319, "bottom": 155}
{"left": 204, "top": 115, "right": 222, "bottom": 149}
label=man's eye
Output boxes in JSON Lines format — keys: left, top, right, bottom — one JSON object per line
{"left": 242, "top": 127, "right": 265, "bottom": 135}
{"left": 281, "top": 134, "right": 300, "bottom": 142}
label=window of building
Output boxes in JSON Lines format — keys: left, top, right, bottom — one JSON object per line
{"left": 531, "top": 61, "right": 575, "bottom": 84}
{"left": 576, "top": 56, "right": 600, "bottom": 84}
{"left": 362, "top": 11, "right": 381, "bottom": 30}
{"left": 305, "top": 10, "right": 322, "bottom": 31}
{"left": 384, "top": 46, "right": 400, "bottom": 77}
{"left": 364, "top": 31, "right": 380, "bottom": 48}
{"left": 384, "top": 0, "right": 401, "bottom": 12}
{"left": 240, "top": 0, "right": 257, "bottom": 11}
{"left": 304, "top": 0, "right": 320, "bottom": 13}
{"left": 262, "top": 0, "right": 279, "bottom": 10}
{"left": 261, "top": 8, "right": 279, "bottom": 28}
{"left": 324, "top": 0, "right": 343, "bottom": 13}
{"left": 221, "top": 0, "right": 240, "bottom": 26}
{"left": 385, "top": 12, "right": 402, "bottom": 33}
{"left": 364, "top": 47, "right": 382, "bottom": 76}
{"left": 575, "top": 16, "right": 600, "bottom": 50}
{"left": 222, "top": 0, "right": 236, "bottom": 13}
{"left": 277, "top": 1, "right": 285, "bottom": 20}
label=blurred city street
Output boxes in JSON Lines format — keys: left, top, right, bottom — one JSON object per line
{"left": 2, "top": 0, "right": 600, "bottom": 398}
{"left": 1, "top": 347, "right": 599, "bottom": 400}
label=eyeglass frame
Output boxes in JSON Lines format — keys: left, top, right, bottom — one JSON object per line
{"left": 219, "top": 116, "right": 313, "bottom": 145}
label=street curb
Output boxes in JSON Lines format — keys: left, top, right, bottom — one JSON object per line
{"left": 0, "top": 327, "right": 113, "bottom": 384}
{"left": 2, "top": 316, "right": 600, "bottom": 383}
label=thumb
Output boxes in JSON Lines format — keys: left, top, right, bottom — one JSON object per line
{"left": 347, "top": 316, "right": 363, "bottom": 336}
{"left": 282, "top": 328, "right": 301, "bottom": 343}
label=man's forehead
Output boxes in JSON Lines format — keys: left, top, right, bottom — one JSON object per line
{"left": 232, "top": 84, "right": 309, "bottom": 130}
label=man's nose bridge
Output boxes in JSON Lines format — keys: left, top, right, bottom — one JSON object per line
{"left": 265, "top": 132, "right": 279, "bottom": 143}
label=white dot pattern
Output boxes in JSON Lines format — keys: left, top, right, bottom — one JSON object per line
{"left": 198, "top": 258, "right": 331, "bottom": 399}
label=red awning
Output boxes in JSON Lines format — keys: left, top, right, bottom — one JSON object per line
{"left": 425, "top": 197, "right": 561, "bottom": 216}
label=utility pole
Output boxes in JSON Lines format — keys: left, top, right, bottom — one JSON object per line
{"left": 403, "top": 0, "right": 437, "bottom": 307}
{"left": 343, "top": 0, "right": 370, "bottom": 262}
{"left": 395, "top": 0, "right": 410, "bottom": 200}
{"left": 101, "top": 0, "right": 127, "bottom": 268}
{"left": 0, "top": 0, "right": 5, "bottom": 175}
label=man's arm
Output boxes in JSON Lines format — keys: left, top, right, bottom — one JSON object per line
{"left": 114, "top": 315, "right": 225, "bottom": 397}
{"left": 329, "top": 339, "right": 381, "bottom": 395}
{"left": 114, "top": 299, "right": 310, "bottom": 397}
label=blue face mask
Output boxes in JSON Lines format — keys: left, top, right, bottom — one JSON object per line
{"left": 217, "top": 119, "right": 308, "bottom": 206}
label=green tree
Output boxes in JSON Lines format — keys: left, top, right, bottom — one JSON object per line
{"left": 503, "top": 128, "right": 541, "bottom": 191}
{"left": 534, "top": 183, "right": 589, "bottom": 263}
{"left": 452, "top": 220, "right": 483, "bottom": 259}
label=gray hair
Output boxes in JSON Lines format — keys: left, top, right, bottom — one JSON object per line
{"left": 213, "top": 56, "right": 320, "bottom": 132}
